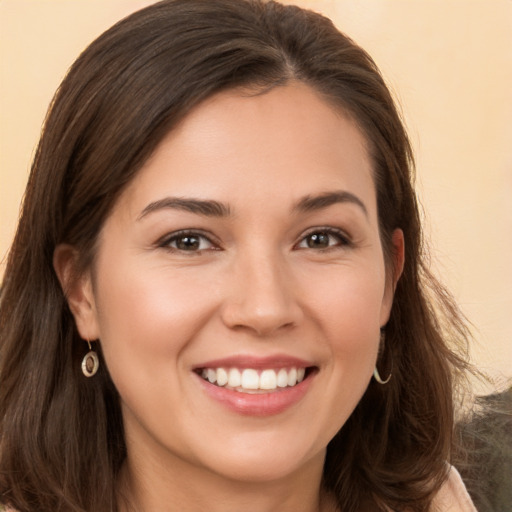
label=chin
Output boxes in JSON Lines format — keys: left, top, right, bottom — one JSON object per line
{"left": 198, "top": 437, "right": 326, "bottom": 484}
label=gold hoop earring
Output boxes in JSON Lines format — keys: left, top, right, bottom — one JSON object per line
{"left": 374, "top": 328, "right": 392, "bottom": 384}
{"left": 81, "top": 340, "right": 99, "bottom": 377}
{"left": 373, "top": 366, "right": 392, "bottom": 385}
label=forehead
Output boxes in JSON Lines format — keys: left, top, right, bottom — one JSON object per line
{"left": 120, "top": 82, "right": 376, "bottom": 219}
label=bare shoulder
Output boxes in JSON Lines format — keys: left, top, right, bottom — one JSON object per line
{"left": 431, "top": 466, "right": 477, "bottom": 511}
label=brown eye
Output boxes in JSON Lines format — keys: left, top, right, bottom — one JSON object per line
{"left": 297, "top": 229, "right": 350, "bottom": 250}
{"left": 306, "top": 232, "right": 331, "bottom": 249}
{"left": 175, "top": 235, "right": 201, "bottom": 251}
{"left": 160, "top": 231, "right": 215, "bottom": 252}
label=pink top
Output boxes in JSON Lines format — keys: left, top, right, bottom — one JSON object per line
{"left": 431, "top": 466, "right": 477, "bottom": 511}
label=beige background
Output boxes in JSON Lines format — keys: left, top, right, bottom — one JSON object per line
{"left": 1, "top": 0, "right": 511, "bottom": 394}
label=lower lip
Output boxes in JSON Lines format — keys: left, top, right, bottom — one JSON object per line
{"left": 196, "top": 372, "right": 314, "bottom": 416}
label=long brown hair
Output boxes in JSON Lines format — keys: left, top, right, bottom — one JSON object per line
{"left": 0, "top": 1, "right": 470, "bottom": 510}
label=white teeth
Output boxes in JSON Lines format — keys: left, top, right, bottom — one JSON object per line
{"left": 200, "top": 366, "right": 308, "bottom": 391}
{"left": 228, "top": 368, "right": 241, "bottom": 387}
{"left": 216, "top": 367, "right": 228, "bottom": 387}
{"left": 259, "top": 369, "right": 277, "bottom": 390}
{"left": 206, "top": 368, "right": 217, "bottom": 384}
{"left": 277, "top": 368, "right": 289, "bottom": 388}
{"left": 287, "top": 367, "right": 297, "bottom": 387}
{"left": 241, "top": 369, "right": 259, "bottom": 389}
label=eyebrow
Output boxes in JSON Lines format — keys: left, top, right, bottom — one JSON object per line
{"left": 293, "top": 191, "right": 368, "bottom": 217}
{"left": 137, "top": 197, "right": 231, "bottom": 220}
{"left": 137, "top": 190, "right": 368, "bottom": 221}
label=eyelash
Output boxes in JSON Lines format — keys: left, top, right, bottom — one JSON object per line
{"left": 295, "top": 227, "right": 352, "bottom": 251}
{"left": 156, "top": 227, "right": 352, "bottom": 254}
{"left": 157, "top": 229, "right": 219, "bottom": 254}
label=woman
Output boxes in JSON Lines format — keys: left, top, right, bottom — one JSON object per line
{"left": 0, "top": 1, "right": 476, "bottom": 510}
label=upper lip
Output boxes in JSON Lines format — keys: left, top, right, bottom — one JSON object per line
{"left": 193, "top": 353, "right": 315, "bottom": 370}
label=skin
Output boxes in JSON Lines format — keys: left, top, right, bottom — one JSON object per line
{"left": 55, "top": 82, "right": 404, "bottom": 512}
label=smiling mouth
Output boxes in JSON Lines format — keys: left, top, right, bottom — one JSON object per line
{"left": 196, "top": 367, "right": 316, "bottom": 393}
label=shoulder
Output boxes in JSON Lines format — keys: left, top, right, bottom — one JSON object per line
{"left": 431, "top": 466, "right": 477, "bottom": 511}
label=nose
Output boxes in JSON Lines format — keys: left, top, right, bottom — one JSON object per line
{"left": 220, "top": 250, "right": 303, "bottom": 337}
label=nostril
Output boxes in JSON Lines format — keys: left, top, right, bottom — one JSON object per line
{"left": 220, "top": 300, "right": 302, "bottom": 337}
{"left": 219, "top": 263, "right": 303, "bottom": 335}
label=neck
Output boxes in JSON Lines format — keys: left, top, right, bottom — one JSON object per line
{"left": 117, "top": 447, "right": 336, "bottom": 512}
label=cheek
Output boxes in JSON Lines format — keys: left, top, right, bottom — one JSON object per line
{"left": 306, "top": 264, "right": 385, "bottom": 400}
{"left": 291, "top": 266, "right": 385, "bottom": 448}
{"left": 90, "top": 261, "right": 223, "bottom": 449}
{"left": 91, "top": 259, "right": 218, "bottom": 385}
{"left": 311, "top": 264, "right": 386, "bottom": 346}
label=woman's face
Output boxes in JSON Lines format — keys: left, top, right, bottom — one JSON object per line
{"left": 71, "top": 83, "right": 402, "bottom": 485}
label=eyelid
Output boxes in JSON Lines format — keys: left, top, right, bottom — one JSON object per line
{"left": 295, "top": 226, "right": 352, "bottom": 249}
{"left": 156, "top": 229, "right": 221, "bottom": 252}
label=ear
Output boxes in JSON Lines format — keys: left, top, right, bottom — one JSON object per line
{"left": 390, "top": 228, "right": 405, "bottom": 287}
{"left": 380, "top": 228, "right": 405, "bottom": 325}
{"left": 53, "top": 244, "right": 100, "bottom": 341}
